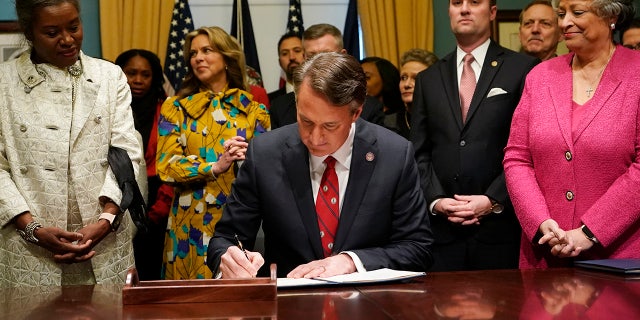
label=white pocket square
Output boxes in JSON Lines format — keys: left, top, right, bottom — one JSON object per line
{"left": 487, "top": 87, "right": 508, "bottom": 98}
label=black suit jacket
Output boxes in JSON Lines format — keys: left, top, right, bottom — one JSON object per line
{"left": 208, "top": 119, "right": 433, "bottom": 277}
{"left": 411, "top": 41, "right": 537, "bottom": 247}
{"left": 269, "top": 92, "right": 385, "bottom": 129}
{"left": 267, "top": 87, "right": 287, "bottom": 104}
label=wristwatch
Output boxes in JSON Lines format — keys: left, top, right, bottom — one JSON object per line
{"left": 17, "top": 221, "right": 42, "bottom": 243}
{"left": 581, "top": 225, "right": 599, "bottom": 244}
{"left": 490, "top": 199, "right": 504, "bottom": 214}
{"left": 99, "top": 212, "right": 122, "bottom": 232}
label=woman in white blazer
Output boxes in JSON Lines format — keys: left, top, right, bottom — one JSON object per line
{"left": 0, "top": 0, "right": 142, "bottom": 287}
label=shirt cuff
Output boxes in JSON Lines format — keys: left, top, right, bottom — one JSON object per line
{"left": 429, "top": 199, "right": 441, "bottom": 215}
{"left": 342, "top": 251, "right": 367, "bottom": 273}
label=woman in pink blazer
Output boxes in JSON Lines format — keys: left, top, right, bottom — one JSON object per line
{"left": 504, "top": 0, "right": 640, "bottom": 269}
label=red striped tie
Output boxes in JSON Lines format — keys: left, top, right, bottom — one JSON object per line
{"left": 316, "top": 156, "right": 339, "bottom": 257}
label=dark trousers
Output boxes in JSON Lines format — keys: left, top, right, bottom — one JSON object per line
{"left": 429, "top": 237, "right": 520, "bottom": 272}
{"left": 133, "top": 176, "right": 168, "bottom": 280}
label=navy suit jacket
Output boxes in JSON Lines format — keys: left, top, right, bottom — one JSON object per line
{"left": 269, "top": 92, "right": 385, "bottom": 129}
{"left": 411, "top": 41, "right": 537, "bottom": 248}
{"left": 267, "top": 86, "right": 286, "bottom": 104}
{"left": 208, "top": 119, "right": 433, "bottom": 277}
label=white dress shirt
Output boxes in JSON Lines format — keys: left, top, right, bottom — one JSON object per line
{"left": 455, "top": 38, "right": 490, "bottom": 85}
{"left": 285, "top": 81, "right": 294, "bottom": 94}
{"left": 308, "top": 122, "right": 366, "bottom": 272}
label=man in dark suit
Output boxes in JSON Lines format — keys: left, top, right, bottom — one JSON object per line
{"left": 267, "top": 33, "right": 303, "bottom": 103}
{"left": 208, "top": 52, "right": 433, "bottom": 278}
{"left": 270, "top": 23, "right": 384, "bottom": 130}
{"left": 410, "top": 0, "right": 538, "bottom": 271}
{"left": 518, "top": 0, "right": 561, "bottom": 61}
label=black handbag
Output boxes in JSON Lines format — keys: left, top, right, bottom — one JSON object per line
{"left": 107, "top": 146, "right": 149, "bottom": 233}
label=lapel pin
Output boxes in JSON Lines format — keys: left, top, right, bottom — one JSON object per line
{"left": 491, "top": 60, "right": 498, "bottom": 67}
{"left": 365, "top": 152, "right": 375, "bottom": 162}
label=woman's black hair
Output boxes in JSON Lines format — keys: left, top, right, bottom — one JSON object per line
{"left": 360, "top": 56, "right": 403, "bottom": 114}
{"left": 115, "top": 49, "right": 165, "bottom": 95}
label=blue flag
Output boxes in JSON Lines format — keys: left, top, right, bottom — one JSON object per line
{"left": 231, "top": 0, "right": 261, "bottom": 75}
{"left": 164, "top": 0, "right": 194, "bottom": 92}
{"left": 343, "top": 0, "right": 360, "bottom": 59}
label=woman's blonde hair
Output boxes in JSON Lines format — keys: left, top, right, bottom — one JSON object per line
{"left": 177, "top": 26, "right": 247, "bottom": 99}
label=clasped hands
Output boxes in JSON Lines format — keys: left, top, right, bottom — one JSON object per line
{"left": 538, "top": 219, "right": 594, "bottom": 258}
{"left": 16, "top": 211, "right": 113, "bottom": 264}
{"left": 212, "top": 136, "right": 248, "bottom": 175}
{"left": 434, "top": 195, "right": 493, "bottom": 225}
{"left": 37, "top": 221, "right": 112, "bottom": 263}
{"left": 219, "top": 246, "right": 356, "bottom": 279}
{"left": 539, "top": 277, "right": 597, "bottom": 316}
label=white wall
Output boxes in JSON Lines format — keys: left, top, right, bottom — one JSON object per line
{"left": 190, "top": 0, "right": 349, "bottom": 94}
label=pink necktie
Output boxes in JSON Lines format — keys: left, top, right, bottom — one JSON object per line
{"left": 459, "top": 53, "right": 476, "bottom": 123}
{"left": 316, "top": 156, "right": 339, "bottom": 257}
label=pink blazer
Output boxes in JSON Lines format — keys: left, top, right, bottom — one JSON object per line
{"left": 504, "top": 45, "right": 640, "bottom": 269}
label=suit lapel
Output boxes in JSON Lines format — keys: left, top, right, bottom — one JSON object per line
{"left": 333, "top": 120, "right": 376, "bottom": 252}
{"left": 284, "top": 133, "right": 324, "bottom": 259}
{"left": 572, "top": 53, "right": 622, "bottom": 143}
{"left": 549, "top": 52, "right": 623, "bottom": 146}
{"left": 550, "top": 54, "right": 576, "bottom": 148}
{"left": 441, "top": 52, "right": 464, "bottom": 131}
{"left": 70, "top": 54, "right": 99, "bottom": 146}
{"left": 465, "top": 42, "right": 503, "bottom": 126}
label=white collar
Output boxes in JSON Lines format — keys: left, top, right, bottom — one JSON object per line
{"left": 310, "top": 122, "right": 356, "bottom": 174}
{"left": 285, "top": 81, "right": 294, "bottom": 93}
{"left": 456, "top": 38, "right": 491, "bottom": 67}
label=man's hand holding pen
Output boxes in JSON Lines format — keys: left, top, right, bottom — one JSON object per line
{"left": 219, "top": 239, "right": 264, "bottom": 278}
{"left": 218, "top": 235, "right": 357, "bottom": 279}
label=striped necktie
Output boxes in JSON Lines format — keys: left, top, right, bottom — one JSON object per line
{"left": 316, "top": 156, "right": 339, "bottom": 257}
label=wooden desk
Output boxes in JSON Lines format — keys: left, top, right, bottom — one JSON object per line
{"left": 2, "top": 268, "right": 639, "bottom": 319}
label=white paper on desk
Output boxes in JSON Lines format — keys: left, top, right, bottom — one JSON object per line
{"left": 277, "top": 277, "right": 327, "bottom": 288}
{"left": 277, "top": 268, "right": 426, "bottom": 288}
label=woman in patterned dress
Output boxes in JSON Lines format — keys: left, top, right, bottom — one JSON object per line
{"left": 157, "top": 26, "right": 270, "bottom": 279}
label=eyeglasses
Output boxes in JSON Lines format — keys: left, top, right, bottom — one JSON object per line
{"left": 623, "top": 43, "right": 640, "bottom": 50}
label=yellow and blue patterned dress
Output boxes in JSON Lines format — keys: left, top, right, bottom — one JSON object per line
{"left": 157, "top": 88, "right": 269, "bottom": 279}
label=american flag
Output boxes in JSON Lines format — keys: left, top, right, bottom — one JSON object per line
{"left": 278, "top": 0, "right": 304, "bottom": 89}
{"left": 286, "top": 0, "right": 304, "bottom": 37}
{"left": 164, "top": 0, "right": 194, "bottom": 92}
